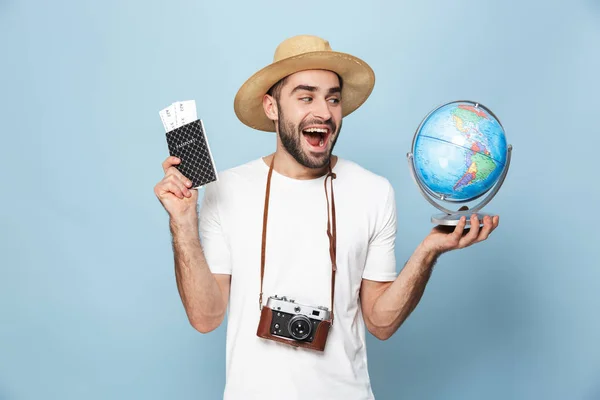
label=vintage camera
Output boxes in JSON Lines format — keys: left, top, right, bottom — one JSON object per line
{"left": 256, "top": 295, "right": 332, "bottom": 351}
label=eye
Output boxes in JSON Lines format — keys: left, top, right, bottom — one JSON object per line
{"left": 300, "top": 97, "right": 312, "bottom": 103}
{"left": 328, "top": 98, "right": 340, "bottom": 104}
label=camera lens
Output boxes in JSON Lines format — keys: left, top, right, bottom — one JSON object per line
{"left": 288, "top": 315, "right": 312, "bottom": 341}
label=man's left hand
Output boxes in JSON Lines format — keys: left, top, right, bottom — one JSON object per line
{"left": 421, "top": 211, "right": 500, "bottom": 256}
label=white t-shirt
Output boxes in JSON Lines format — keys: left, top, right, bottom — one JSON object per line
{"left": 198, "top": 156, "right": 398, "bottom": 400}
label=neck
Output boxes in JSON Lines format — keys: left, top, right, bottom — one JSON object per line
{"left": 263, "top": 149, "right": 337, "bottom": 180}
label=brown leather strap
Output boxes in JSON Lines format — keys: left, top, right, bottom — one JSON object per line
{"left": 259, "top": 155, "right": 275, "bottom": 310}
{"left": 324, "top": 165, "right": 336, "bottom": 324}
{"left": 259, "top": 154, "right": 338, "bottom": 324}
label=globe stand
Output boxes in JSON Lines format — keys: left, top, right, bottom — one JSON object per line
{"left": 407, "top": 145, "right": 512, "bottom": 227}
{"left": 430, "top": 210, "right": 489, "bottom": 227}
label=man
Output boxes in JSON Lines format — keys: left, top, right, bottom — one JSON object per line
{"left": 154, "top": 35, "right": 499, "bottom": 399}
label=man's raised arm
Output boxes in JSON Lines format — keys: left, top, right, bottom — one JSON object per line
{"left": 155, "top": 156, "right": 230, "bottom": 333}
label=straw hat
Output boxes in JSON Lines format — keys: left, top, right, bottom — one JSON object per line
{"left": 234, "top": 35, "right": 375, "bottom": 132}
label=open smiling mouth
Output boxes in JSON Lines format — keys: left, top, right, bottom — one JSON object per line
{"left": 302, "top": 127, "right": 332, "bottom": 151}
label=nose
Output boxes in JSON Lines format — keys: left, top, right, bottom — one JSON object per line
{"left": 311, "top": 97, "right": 332, "bottom": 121}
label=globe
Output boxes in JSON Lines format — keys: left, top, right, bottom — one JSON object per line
{"left": 407, "top": 100, "right": 512, "bottom": 225}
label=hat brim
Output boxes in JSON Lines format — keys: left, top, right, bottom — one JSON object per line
{"left": 234, "top": 51, "right": 375, "bottom": 132}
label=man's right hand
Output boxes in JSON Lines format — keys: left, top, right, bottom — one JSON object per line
{"left": 154, "top": 156, "right": 199, "bottom": 221}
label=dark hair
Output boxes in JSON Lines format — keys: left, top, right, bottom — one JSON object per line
{"left": 266, "top": 72, "right": 344, "bottom": 102}
{"left": 266, "top": 76, "right": 289, "bottom": 102}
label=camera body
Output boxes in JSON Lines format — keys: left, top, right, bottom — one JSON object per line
{"left": 256, "top": 295, "right": 332, "bottom": 351}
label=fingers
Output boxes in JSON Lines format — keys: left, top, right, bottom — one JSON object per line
{"left": 168, "top": 171, "right": 193, "bottom": 192}
{"left": 162, "top": 156, "right": 191, "bottom": 182}
{"left": 479, "top": 215, "right": 499, "bottom": 242}
{"left": 157, "top": 156, "right": 194, "bottom": 199}
{"left": 458, "top": 213, "right": 480, "bottom": 247}
{"left": 475, "top": 215, "right": 494, "bottom": 243}
{"left": 164, "top": 157, "right": 193, "bottom": 187}
{"left": 162, "top": 156, "right": 181, "bottom": 174}
{"left": 157, "top": 179, "right": 190, "bottom": 199}
{"left": 464, "top": 214, "right": 500, "bottom": 247}
{"left": 448, "top": 215, "right": 468, "bottom": 246}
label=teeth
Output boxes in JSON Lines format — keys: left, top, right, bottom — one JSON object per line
{"left": 304, "top": 128, "right": 327, "bottom": 133}
{"left": 319, "top": 139, "right": 324, "bottom": 146}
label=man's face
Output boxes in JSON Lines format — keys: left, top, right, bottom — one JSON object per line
{"left": 271, "top": 70, "right": 343, "bottom": 169}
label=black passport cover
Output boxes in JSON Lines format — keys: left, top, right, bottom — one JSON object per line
{"left": 165, "top": 119, "right": 218, "bottom": 189}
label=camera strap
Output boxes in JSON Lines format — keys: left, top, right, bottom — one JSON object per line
{"left": 259, "top": 154, "right": 338, "bottom": 324}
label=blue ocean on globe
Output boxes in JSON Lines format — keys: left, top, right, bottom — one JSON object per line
{"left": 412, "top": 101, "right": 508, "bottom": 202}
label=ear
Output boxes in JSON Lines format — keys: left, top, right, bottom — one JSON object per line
{"left": 262, "top": 94, "right": 278, "bottom": 122}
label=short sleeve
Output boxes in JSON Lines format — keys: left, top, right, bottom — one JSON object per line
{"left": 198, "top": 183, "right": 232, "bottom": 275}
{"left": 362, "top": 182, "right": 398, "bottom": 281}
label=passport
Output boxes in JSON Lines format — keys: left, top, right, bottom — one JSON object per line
{"left": 164, "top": 118, "right": 218, "bottom": 189}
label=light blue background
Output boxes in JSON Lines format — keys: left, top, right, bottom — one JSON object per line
{"left": 1, "top": 0, "right": 599, "bottom": 399}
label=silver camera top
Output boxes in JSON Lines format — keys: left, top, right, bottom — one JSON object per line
{"left": 272, "top": 295, "right": 295, "bottom": 302}
{"left": 267, "top": 295, "right": 331, "bottom": 321}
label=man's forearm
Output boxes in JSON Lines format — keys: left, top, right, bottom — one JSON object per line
{"left": 170, "top": 216, "right": 226, "bottom": 333}
{"left": 371, "top": 243, "right": 440, "bottom": 338}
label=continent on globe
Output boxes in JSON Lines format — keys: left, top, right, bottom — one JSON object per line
{"left": 454, "top": 142, "right": 497, "bottom": 191}
{"left": 452, "top": 106, "right": 484, "bottom": 131}
{"left": 457, "top": 104, "right": 488, "bottom": 118}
